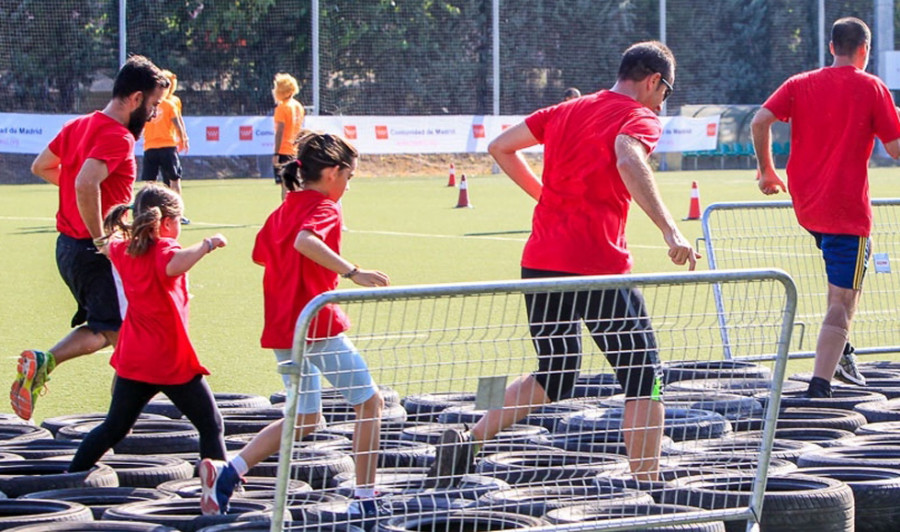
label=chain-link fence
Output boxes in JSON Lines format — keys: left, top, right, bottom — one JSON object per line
{"left": 0, "top": 0, "right": 889, "bottom": 116}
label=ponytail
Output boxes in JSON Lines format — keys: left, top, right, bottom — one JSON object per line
{"left": 103, "top": 183, "right": 182, "bottom": 257}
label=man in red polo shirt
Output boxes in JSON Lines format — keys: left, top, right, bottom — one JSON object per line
{"left": 427, "top": 41, "right": 698, "bottom": 486}
{"left": 11, "top": 56, "right": 170, "bottom": 420}
{"left": 752, "top": 17, "right": 900, "bottom": 398}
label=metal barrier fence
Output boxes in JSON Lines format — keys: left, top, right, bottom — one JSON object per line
{"left": 271, "top": 270, "right": 796, "bottom": 531}
{"left": 702, "top": 199, "right": 900, "bottom": 361}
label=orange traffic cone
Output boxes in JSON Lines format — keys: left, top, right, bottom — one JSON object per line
{"left": 455, "top": 174, "right": 473, "bottom": 208}
{"left": 447, "top": 163, "right": 457, "bottom": 187}
{"left": 684, "top": 181, "right": 701, "bottom": 220}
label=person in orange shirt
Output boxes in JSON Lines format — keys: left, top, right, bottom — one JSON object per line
{"left": 272, "top": 73, "right": 305, "bottom": 200}
{"left": 142, "top": 70, "right": 191, "bottom": 223}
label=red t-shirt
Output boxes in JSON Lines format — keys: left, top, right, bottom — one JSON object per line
{"left": 763, "top": 66, "right": 900, "bottom": 236}
{"left": 522, "top": 90, "right": 662, "bottom": 275}
{"left": 253, "top": 190, "right": 350, "bottom": 348}
{"left": 48, "top": 112, "right": 136, "bottom": 239}
{"left": 107, "top": 238, "right": 208, "bottom": 385}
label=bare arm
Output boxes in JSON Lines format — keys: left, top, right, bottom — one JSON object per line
{"left": 273, "top": 122, "right": 285, "bottom": 166}
{"left": 166, "top": 234, "right": 227, "bottom": 277}
{"left": 615, "top": 134, "right": 699, "bottom": 270}
{"left": 31, "top": 147, "right": 61, "bottom": 186}
{"left": 488, "top": 122, "right": 542, "bottom": 201}
{"left": 294, "top": 230, "right": 389, "bottom": 287}
{"left": 173, "top": 113, "right": 189, "bottom": 154}
{"left": 883, "top": 106, "right": 900, "bottom": 159}
{"left": 74, "top": 158, "right": 111, "bottom": 241}
{"left": 750, "top": 107, "right": 787, "bottom": 195}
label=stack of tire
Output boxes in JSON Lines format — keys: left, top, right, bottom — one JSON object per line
{"left": 0, "top": 359, "right": 895, "bottom": 531}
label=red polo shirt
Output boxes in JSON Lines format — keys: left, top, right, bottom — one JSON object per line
{"left": 48, "top": 112, "right": 136, "bottom": 239}
{"left": 253, "top": 190, "right": 350, "bottom": 348}
{"left": 763, "top": 66, "right": 900, "bottom": 236}
{"left": 108, "top": 238, "right": 208, "bottom": 385}
{"left": 522, "top": 90, "right": 662, "bottom": 275}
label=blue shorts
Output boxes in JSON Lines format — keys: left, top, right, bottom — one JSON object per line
{"left": 273, "top": 334, "right": 378, "bottom": 414}
{"left": 809, "top": 231, "right": 870, "bottom": 290}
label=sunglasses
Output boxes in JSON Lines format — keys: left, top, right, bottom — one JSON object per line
{"left": 659, "top": 76, "right": 674, "bottom": 101}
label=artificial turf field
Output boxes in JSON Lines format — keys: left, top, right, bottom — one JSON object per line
{"left": 2, "top": 167, "right": 900, "bottom": 423}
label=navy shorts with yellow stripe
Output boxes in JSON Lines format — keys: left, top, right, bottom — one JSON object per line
{"left": 809, "top": 231, "right": 870, "bottom": 290}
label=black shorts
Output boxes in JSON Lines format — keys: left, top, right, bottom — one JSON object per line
{"left": 141, "top": 147, "right": 182, "bottom": 186}
{"left": 274, "top": 154, "right": 292, "bottom": 184}
{"left": 522, "top": 267, "right": 662, "bottom": 400}
{"left": 56, "top": 234, "right": 122, "bottom": 333}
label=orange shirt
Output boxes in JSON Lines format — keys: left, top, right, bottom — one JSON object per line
{"left": 274, "top": 98, "right": 305, "bottom": 155}
{"left": 143, "top": 99, "right": 179, "bottom": 150}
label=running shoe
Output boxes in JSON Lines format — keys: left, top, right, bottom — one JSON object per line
{"left": 834, "top": 342, "right": 866, "bottom": 386}
{"left": 424, "top": 428, "right": 475, "bottom": 488}
{"left": 10, "top": 350, "right": 52, "bottom": 420}
{"left": 199, "top": 458, "right": 241, "bottom": 515}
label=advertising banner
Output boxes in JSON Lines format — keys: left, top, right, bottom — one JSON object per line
{"left": 0, "top": 113, "right": 720, "bottom": 156}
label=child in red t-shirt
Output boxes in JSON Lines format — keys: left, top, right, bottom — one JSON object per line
{"left": 68, "top": 183, "right": 228, "bottom": 473}
{"left": 200, "top": 131, "right": 389, "bottom": 519}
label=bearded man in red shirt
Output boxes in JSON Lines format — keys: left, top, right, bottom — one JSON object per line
{"left": 11, "top": 56, "right": 169, "bottom": 420}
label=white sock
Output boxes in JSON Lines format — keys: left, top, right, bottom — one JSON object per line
{"left": 354, "top": 488, "right": 376, "bottom": 499}
{"left": 231, "top": 455, "right": 249, "bottom": 477}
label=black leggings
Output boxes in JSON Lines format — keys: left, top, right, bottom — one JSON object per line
{"left": 523, "top": 267, "right": 661, "bottom": 401}
{"left": 69, "top": 374, "right": 226, "bottom": 472}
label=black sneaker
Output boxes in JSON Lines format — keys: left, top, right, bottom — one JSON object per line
{"left": 181, "top": 217, "right": 191, "bottom": 225}
{"left": 424, "top": 428, "right": 475, "bottom": 488}
{"left": 804, "top": 376, "right": 833, "bottom": 399}
{"left": 834, "top": 342, "right": 866, "bottom": 386}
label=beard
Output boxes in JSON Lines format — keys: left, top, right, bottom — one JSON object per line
{"left": 127, "top": 103, "right": 151, "bottom": 139}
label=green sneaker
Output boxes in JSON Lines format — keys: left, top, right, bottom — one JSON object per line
{"left": 10, "top": 350, "right": 53, "bottom": 420}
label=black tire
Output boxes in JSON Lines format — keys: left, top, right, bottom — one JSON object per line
{"left": 374, "top": 510, "right": 546, "bottom": 531}
{"left": 518, "top": 403, "right": 604, "bottom": 432}
{"left": 143, "top": 393, "right": 271, "bottom": 419}
{"left": 401, "top": 392, "right": 475, "bottom": 423}
{"left": 794, "top": 466, "right": 900, "bottom": 532}
{"left": 321, "top": 385, "right": 401, "bottom": 406}
{"left": 736, "top": 428, "right": 856, "bottom": 448}
{"left": 0, "top": 461, "right": 118, "bottom": 497}
{"left": 155, "top": 476, "right": 310, "bottom": 499}
{"left": 666, "top": 378, "right": 806, "bottom": 396}
{"left": 602, "top": 391, "right": 764, "bottom": 421}
{"left": 558, "top": 408, "right": 731, "bottom": 443}
{"left": 329, "top": 466, "right": 429, "bottom": 496}
{"left": 246, "top": 448, "right": 355, "bottom": 489}
{"left": 101, "top": 499, "right": 274, "bottom": 532}
{"left": 0, "top": 499, "right": 93, "bottom": 528}
{"left": 855, "top": 398, "right": 900, "bottom": 423}
{"left": 322, "top": 402, "right": 407, "bottom": 425}
{"left": 318, "top": 421, "right": 409, "bottom": 442}
{"left": 842, "top": 434, "right": 900, "bottom": 447}
{"left": 0, "top": 424, "right": 53, "bottom": 445}
{"left": 218, "top": 409, "right": 283, "bottom": 436}
{"left": 856, "top": 421, "right": 900, "bottom": 435}
{"left": 474, "top": 484, "right": 653, "bottom": 516}
{"left": 22, "top": 486, "right": 176, "bottom": 520}
{"left": 663, "top": 360, "right": 771, "bottom": 384}
{"left": 567, "top": 373, "right": 622, "bottom": 399}
{"left": 0, "top": 439, "right": 82, "bottom": 459}
{"left": 40, "top": 414, "right": 168, "bottom": 437}
{"left": 5, "top": 521, "right": 178, "bottom": 531}
{"left": 659, "top": 454, "right": 798, "bottom": 476}
{"left": 759, "top": 389, "right": 888, "bottom": 411}
{"left": 662, "top": 473, "right": 854, "bottom": 532}
{"left": 313, "top": 438, "right": 434, "bottom": 468}
{"left": 544, "top": 502, "right": 727, "bottom": 531}
{"left": 98, "top": 455, "right": 194, "bottom": 488}
{"left": 776, "top": 407, "right": 868, "bottom": 432}
{"left": 666, "top": 437, "right": 821, "bottom": 463}
{"left": 797, "top": 445, "right": 900, "bottom": 470}
{"left": 529, "top": 433, "right": 675, "bottom": 457}
{"left": 475, "top": 450, "right": 629, "bottom": 485}
{"left": 56, "top": 420, "right": 200, "bottom": 455}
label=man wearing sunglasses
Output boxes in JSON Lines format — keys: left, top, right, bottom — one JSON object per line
{"left": 426, "top": 41, "right": 698, "bottom": 488}
{"left": 752, "top": 17, "right": 900, "bottom": 398}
